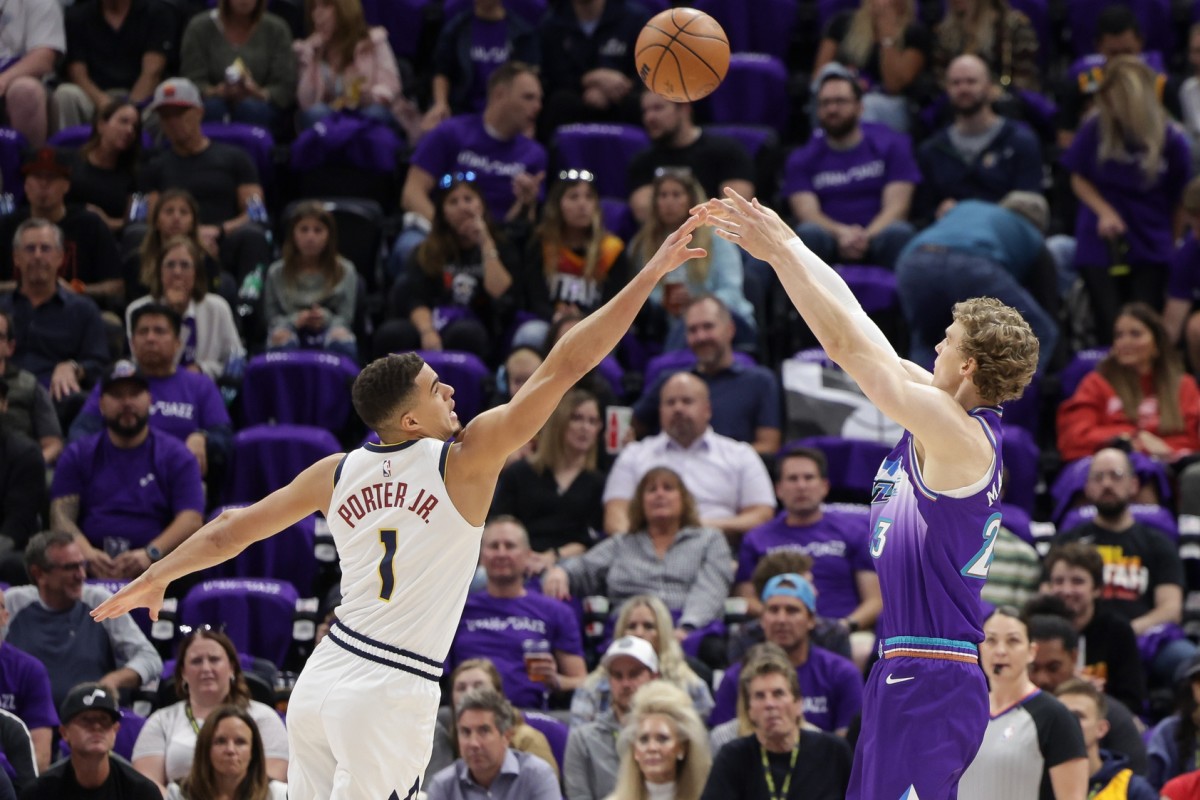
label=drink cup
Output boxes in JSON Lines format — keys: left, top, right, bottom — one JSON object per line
{"left": 606, "top": 406, "right": 633, "bottom": 454}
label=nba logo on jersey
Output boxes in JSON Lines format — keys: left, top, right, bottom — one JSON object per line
{"left": 382, "top": 459, "right": 392, "bottom": 478}
{"left": 899, "top": 787, "right": 921, "bottom": 800}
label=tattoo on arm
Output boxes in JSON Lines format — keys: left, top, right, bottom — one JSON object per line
{"left": 50, "top": 495, "right": 84, "bottom": 537}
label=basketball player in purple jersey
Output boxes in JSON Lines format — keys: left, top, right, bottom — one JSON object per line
{"left": 700, "top": 191, "right": 1039, "bottom": 800}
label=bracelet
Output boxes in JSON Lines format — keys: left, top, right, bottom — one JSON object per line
{"left": 482, "top": 247, "right": 499, "bottom": 260}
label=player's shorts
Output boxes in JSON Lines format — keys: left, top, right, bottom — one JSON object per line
{"left": 848, "top": 637, "right": 989, "bottom": 800}
{"left": 285, "top": 620, "right": 443, "bottom": 800}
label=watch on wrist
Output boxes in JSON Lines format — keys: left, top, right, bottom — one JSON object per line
{"left": 845, "top": 618, "right": 860, "bottom": 633}
{"left": 145, "top": 544, "right": 164, "bottom": 563}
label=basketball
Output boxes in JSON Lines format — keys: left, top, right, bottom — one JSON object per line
{"left": 635, "top": 7, "right": 730, "bottom": 103}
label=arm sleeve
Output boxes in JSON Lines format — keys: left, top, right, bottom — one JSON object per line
{"left": 0, "top": 443, "right": 46, "bottom": 548}
{"left": 562, "top": 730, "right": 597, "bottom": 800}
{"left": 734, "top": 532, "right": 761, "bottom": 583}
{"left": 558, "top": 537, "right": 617, "bottom": 598}
{"left": 1033, "top": 694, "right": 1088, "bottom": 768}
{"left": 698, "top": 746, "right": 744, "bottom": 800}
{"left": 264, "top": 20, "right": 296, "bottom": 107}
{"left": 252, "top": 703, "right": 289, "bottom": 760}
{"left": 679, "top": 531, "right": 734, "bottom": 628}
{"left": 600, "top": 446, "right": 640, "bottom": 504}
{"left": 737, "top": 445, "right": 779, "bottom": 509}
{"left": 48, "top": 442, "right": 84, "bottom": 500}
{"left": 130, "top": 706, "right": 171, "bottom": 760}
{"left": 30, "top": 384, "right": 62, "bottom": 439}
{"left": 550, "top": 599, "right": 585, "bottom": 657}
{"left": 261, "top": 264, "right": 290, "bottom": 330}
{"left": 16, "top": 658, "right": 57, "bottom": 731}
{"left": 884, "top": 131, "right": 923, "bottom": 185}
{"left": 0, "top": 714, "right": 35, "bottom": 793}
{"left": 1103, "top": 622, "right": 1149, "bottom": 712}
{"left": 102, "top": 613, "right": 163, "bottom": 684}
{"left": 165, "top": 444, "right": 205, "bottom": 515}
{"left": 1012, "top": 127, "right": 1045, "bottom": 192}
{"left": 179, "top": 17, "right": 212, "bottom": 91}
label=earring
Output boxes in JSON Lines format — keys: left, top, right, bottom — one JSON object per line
{"left": 677, "top": 754, "right": 684, "bottom": 761}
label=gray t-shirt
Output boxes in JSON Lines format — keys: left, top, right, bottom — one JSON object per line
{"left": 947, "top": 117, "right": 1006, "bottom": 164}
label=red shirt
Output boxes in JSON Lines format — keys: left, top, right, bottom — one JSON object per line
{"left": 1056, "top": 370, "right": 1200, "bottom": 462}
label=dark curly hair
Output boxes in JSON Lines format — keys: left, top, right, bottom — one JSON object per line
{"left": 352, "top": 352, "right": 425, "bottom": 432}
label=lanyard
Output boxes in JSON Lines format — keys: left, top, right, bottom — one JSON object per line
{"left": 184, "top": 704, "right": 202, "bottom": 735}
{"left": 760, "top": 742, "right": 799, "bottom": 800}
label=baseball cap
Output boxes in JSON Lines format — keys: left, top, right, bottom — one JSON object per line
{"left": 601, "top": 636, "right": 659, "bottom": 674}
{"left": 59, "top": 683, "right": 121, "bottom": 725}
{"left": 100, "top": 360, "right": 149, "bottom": 393}
{"left": 148, "top": 78, "right": 203, "bottom": 113}
{"left": 762, "top": 573, "right": 817, "bottom": 612}
{"left": 21, "top": 147, "right": 71, "bottom": 179}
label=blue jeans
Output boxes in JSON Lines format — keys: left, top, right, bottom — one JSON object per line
{"left": 203, "top": 96, "right": 277, "bottom": 128}
{"left": 896, "top": 247, "right": 1059, "bottom": 373}
{"left": 795, "top": 221, "right": 915, "bottom": 269}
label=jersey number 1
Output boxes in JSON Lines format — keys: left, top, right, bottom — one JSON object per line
{"left": 378, "top": 529, "right": 398, "bottom": 601}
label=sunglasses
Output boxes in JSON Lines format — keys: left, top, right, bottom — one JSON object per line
{"left": 558, "top": 169, "right": 595, "bottom": 183}
{"left": 439, "top": 171, "right": 477, "bottom": 189}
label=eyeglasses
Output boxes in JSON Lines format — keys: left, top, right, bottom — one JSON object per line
{"left": 1087, "top": 469, "right": 1129, "bottom": 483}
{"left": 558, "top": 169, "right": 595, "bottom": 183}
{"left": 71, "top": 713, "right": 117, "bottom": 730}
{"left": 47, "top": 560, "right": 88, "bottom": 573}
{"left": 438, "top": 171, "right": 477, "bottom": 190}
{"left": 653, "top": 166, "right": 693, "bottom": 179}
{"left": 179, "top": 622, "right": 228, "bottom": 637}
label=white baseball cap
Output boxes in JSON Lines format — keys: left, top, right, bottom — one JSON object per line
{"left": 601, "top": 635, "right": 660, "bottom": 674}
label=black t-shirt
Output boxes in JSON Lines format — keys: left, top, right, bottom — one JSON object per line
{"left": 19, "top": 757, "right": 161, "bottom": 800}
{"left": 64, "top": 0, "right": 174, "bottom": 90}
{"left": 490, "top": 458, "right": 605, "bottom": 552}
{"left": 626, "top": 132, "right": 755, "bottom": 201}
{"left": 1079, "top": 607, "right": 1148, "bottom": 715}
{"left": 0, "top": 207, "right": 122, "bottom": 285}
{"left": 139, "top": 142, "right": 258, "bottom": 225}
{"left": 699, "top": 731, "right": 852, "bottom": 800}
{"left": 68, "top": 158, "right": 136, "bottom": 222}
{"left": 822, "top": 11, "right": 932, "bottom": 93}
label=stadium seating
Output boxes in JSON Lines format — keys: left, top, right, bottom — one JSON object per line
{"left": 552, "top": 123, "right": 651, "bottom": 201}
{"left": 241, "top": 351, "right": 360, "bottom": 430}
{"left": 179, "top": 577, "right": 302, "bottom": 667}
{"left": 223, "top": 424, "right": 341, "bottom": 506}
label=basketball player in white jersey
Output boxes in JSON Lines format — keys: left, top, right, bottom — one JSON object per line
{"left": 91, "top": 211, "right": 711, "bottom": 800}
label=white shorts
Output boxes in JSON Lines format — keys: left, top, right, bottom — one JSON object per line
{"left": 285, "top": 630, "right": 443, "bottom": 800}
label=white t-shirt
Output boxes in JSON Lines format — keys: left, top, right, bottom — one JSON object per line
{"left": 0, "top": 0, "right": 65, "bottom": 67}
{"left": 131, "top": 700, "right": 289, "bottom": 784}
{"left": 167, "top": 779, "right": 288, "bottom": 799}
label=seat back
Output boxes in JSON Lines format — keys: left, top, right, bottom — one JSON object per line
{"left": 0, "top": 129, "right": 27, "bottom": 204}
{"left": 1059, "top": 503, "right": 1178, "bottom": 541}
{"left": 241, "top": 351, "right": 359, "bottom": 429}
{"left": 522, "top": 710, "right": 569, "bottom": 769}
{"left": 642, "top": 349, "right": 756, "bottom": 390}
{"left": 201, "top": 123, "right": 275, "bottom": 198}
{"left": 224, "top": 424, "right": 342, "bottom": 505}
{"left": 47, "top": 125, "right": 92, "bottom": 149}
{"left": 1050, "top": 453, "right": 1172, "bottom": 523}
{"left": 552, "top": 124, "right": 650, "bottom": 200}
{"left": 1001, "top": 371, "right": 1040, "bottom": 435}
{"left": 179, "top": 578, "right": 300, "bottom": 666}
{"left": 416, "top": 350, "right": 491, "bottom": 424}
{"left": 706, "top": 54, "right": 789, "bottom": 129}
{"left": 1000, "top": 425, "right": 1039, "bottom": 515}
{"left": 208, "top": 506, "right": 320, "bottom": 596}
{"left": 1058, "top": 348, "right": 1108, "bottom": 400}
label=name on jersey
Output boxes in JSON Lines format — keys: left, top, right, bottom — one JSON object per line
{"left": 464, "top": 616, "right": 549, "bottom": 634}
{"left": 336, "top": 481, "right": 440, "bottom": 528}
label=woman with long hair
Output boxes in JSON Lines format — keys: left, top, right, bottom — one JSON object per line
{"left": 181, "top": 0, "right": 296, "bottom": 128}
{"left": 262, "top": 201, "right": 358, "bottom": 360}
{"left": 1063, "top": 56, "right": 1191, "bottom": 342}
{"left": 1147, "top": 657, "right": 1200, "bottom": 789}
{"left": 133, "top": 630, "right": 288, "bottom": 792}
{"left": 605, "top": 681, "right": 712, "bottom": 800}
{"left": 1058, "top": 303, "right": 1200, "bottom": 463}
{"left": 491, "top": 388, "right": 605, "bottom": 569}
{"left": 168, "top": 705, "right": 286, "bottom": 799}
{"left": 630, "top": 172, "right": 753, "bottom": 350}
{"left": 132, "top": 190, "right": 226, "bottom": 297}
{"left": 932, "top": 0, "right": 1040, "bottom": 91}
{"left": 69, "top": 100, "right": 142, "bottom": 233}
{"left": 570, "top": 594, "right": 715, "bottom": 727}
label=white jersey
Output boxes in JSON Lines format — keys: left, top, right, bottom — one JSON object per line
{"left": 324, "top": 438, "right": 483, "bottom": 676}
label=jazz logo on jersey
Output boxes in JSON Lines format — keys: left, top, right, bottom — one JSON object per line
{"left": 872, "top": 457, "right": 902, "bottom": 504}
{"left": 382, "top": 459, "right": 392, "bottom": 478}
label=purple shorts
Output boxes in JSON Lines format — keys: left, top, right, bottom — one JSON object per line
{"left": 848, "top": 656, "right": 988, "bottom": 800}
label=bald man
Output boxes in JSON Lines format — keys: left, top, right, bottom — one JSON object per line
{"left": 601, "top": 372, "right": 775, "bottom": 545}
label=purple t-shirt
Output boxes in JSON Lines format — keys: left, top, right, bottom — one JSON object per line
{"left": 0, "top": 644, "right": 58, "bottom": 732}
{"left": 77, "top": 370, "right": 231, "bottom": 442}
{"left": 710, "top": 645, "right": 863, "bottom": 732}
{"left": 449, "top": 591, "right": 584, "bottom": 709}
{"left": 50, "top": 430, "right": 205, "bottom": 551}
{"left": 736, "top": 507, "right": 875, "bottom": 619}
{"left": 468, "top": 18, "right": 511, "bottom": 112}
{"left": 1061, "top": 116, "right": 1191, "bottom": 268}
{"left": 782, "top": 122, "right": 921, "bottom": 227}
{"left": 411, "top": 113, "right": 548, "bottom": 220}
{"left": 1168, "top": 233, "right": 1200, "bottom": 302}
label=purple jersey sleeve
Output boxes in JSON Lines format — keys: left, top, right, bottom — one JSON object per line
{"left": 162, "top": 438, "right": 205, "bottom": 515}
{"left": 884, "top": 130, "right": 923, "bottom": 186}
{"left": 193, "top": 374, "right": 232, "bottom": 429}
{"left": 49, "top": 439, "right": 87, "bottom": 500}
{"left": 550, "top": 597, "right": 584, "bottom": 657}
{"left": 781, "top": 143, "right": 818, "bottom": 198}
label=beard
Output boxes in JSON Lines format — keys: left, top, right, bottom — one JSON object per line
{"left": 820, "top": 117, "right": 857, "bottom": 140}
{"left": 105, "top": 412, "right": 150, "bottom": 439}
{"left": 952, "top": 96, "right": 988, "bottom": 118}
{"left": 1094, "top": 496, "right": 1130, "bottom": 521}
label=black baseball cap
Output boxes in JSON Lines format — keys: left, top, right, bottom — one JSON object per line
{"left": 59, "top": 683, "right": 121, "bottom": 725}
{"left": 100, "top": 360, "right": 149, "bottom": 394}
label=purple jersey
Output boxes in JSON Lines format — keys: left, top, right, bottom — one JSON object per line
{"left": 0, "top": 645, "right": 58, "bottom": 732}
{"left": 1168, "top": 233, "right": 1200, "bottom": 303}
{"left": 736, "top": 506, "right": 874, "bottom": 619}
{"left": 77, "top": 370, "right": 231, "bottom": 442}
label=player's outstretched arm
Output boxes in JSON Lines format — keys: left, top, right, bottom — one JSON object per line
{"left": 456, "top": 211, "right": 708, "bottom": 467}
{"left": 91, "top": 453, "right": 342, "bottom": 622}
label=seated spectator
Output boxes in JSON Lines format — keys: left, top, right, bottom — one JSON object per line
{"left": 422, "top": 0, "right": 540, "bottom": 129}
{"left": 181, "top": 0, "right": 296, "bottom": 129}
{"left": 132, "top": 629, "right": 288, "bottom": 791}
{"left": 448, "top": 517, "right": 586, "bottom": 708}
{"left": 564, "top": 636, "right": 659, "bottom": 800}
{"left": 601, "top": 374, "right": 775, "bottom": 540}
{"left": 0, "top": 378, "right": 46, "bottom": 558}
{"left": 569, "top": 596, "right": 714, "bottom": 727}
{"left": 491, "top": 390, "right": 605, "bottom": 568}
{"left": 0, "top": 707, "right": 34, "bottom": 795}
{"left": 633, "top": 295, "right": 780, "bottom": 456}
{"left": 0, "top": 219, "right": 109, "bottom": 425}
{"left": 393, "top": 61, "right": 545, "bottom": 272}
{"left": 606, "top": 680, "right": 711, "bottom": 800}
{"left": 53, "top": 0, "right": 171, "bottom": 131}
{"left": 126, "top": 236, "right": 245, "bottom": 383}
{"left": 425, "top": 659, "right": 559, "bottom": 785}
{"left": 66, "top": 101, "right": 142, "bottom": 236}
{"left": 1164, "top": 176, "right": 1200, "bottom": 372}
{"left": 1051, "top": 448, "right": 1194, "bottom": 685}
{"left": 490, "top": 345, "right": 542, "bottom": 406}
{"left": 294, "top": 0, "right": 418, "bottom": 136}
{"left": 537, "top": 0, "right": 650, "bottom": 137}
{"left": 0, "top": 148, "right": 124, "bottom": 308}
{"left": 19, "top": 682, "right": 159, "bottom": 800}
{"left": 1146, "top": 655, "right": 1200, "bottom": 789}
{"left": 896, "top": 195, "right": 1059, "bottom": 371}
{"left": 49, "top": 361, "right": 204, "bottom": 579}
{"left": 1063, "top": 56, "right": 1189, "bottom": 342}
{"left": 0, "top": 311, "right": 63, "bottom": 465}
{"left": 130, "top": 189, "right": 232, "bottom": 308}
{"left": 710, "top": 575, "right": 863, "bottom": 736}
{"left": 544, "top": 466, "right": 734, "bottom": 642}
{"left": 424, "top": 686, "right": 560, "bottom": 800}
{"left": 980, "top": 513, "right": 1042, "bottom": 609}
{"left": 813, "top": 0, "right": 931, "bottom": 132}
{"left": 915, "top": 55, "right": 1043, "bottom": 224}
{"left": 6, "top": 531, "right": 163, "bottom": 708}
{"left": 932, "top": 0, "right": 1039, "bottom": 92}
{"left": 785, "top": 69, "right": 919, "bottom": 270}
{"left": 626, "top": 95, "right": 754, "bottom": 224}
{"left": 700, "top": 647, "right": 852, "bottom": 800}
{"left": 375, "top": 174, "right": 523, "bottom": 365}
{"left": 0, "top": 0, "right": 63, "bottom": 148}
{"left": 69, "top": 305, "right": 233, "bottom": 480}
{"left": 629, "top": 172, "right": 754, "bottom": 350}
{"left": 734, "top": 447, "right": 879, "bottom": 628}
{"left": 1163, "top": 770, "right": 1200, "bottom": 799}
{"left": 140, "top": 78, "right": 273, "bottom": 284}
{"left": 166, "top": 704, "right": 287, "bottom": 799}
{"left": 1057, "top": 304, "right": 1200, "bottom": 463}
{"left": 0, "top": 594, "right": 56, "bottom": 772}
{"left": 263, "top": 201, "right": 358, "bottom": 361}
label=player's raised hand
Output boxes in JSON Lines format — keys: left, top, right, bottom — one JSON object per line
{"left": 90, "top": 571, "right": 168, "bottom": 622}
{"left": 694, "top": 188, "right": 797, "bottom": 263}
{"left": 644, "top": 209, "right": 707, "bottom": 279}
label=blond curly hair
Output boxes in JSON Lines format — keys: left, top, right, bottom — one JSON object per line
{"left": 953, "top": 297, "right": 1039, "bottom": 405}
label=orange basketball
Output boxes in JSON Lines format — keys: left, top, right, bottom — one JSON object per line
{"left": 634, "top": 7, "right": 730, "bottom": 103}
